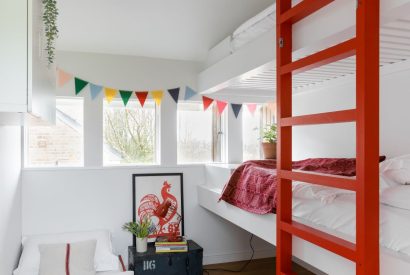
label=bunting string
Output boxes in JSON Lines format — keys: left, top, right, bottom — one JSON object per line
{"left": 57, "top": 68, "right": 263, "bottom": 119}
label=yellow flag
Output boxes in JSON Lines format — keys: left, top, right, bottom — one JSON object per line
{"left": 104, "top": 88, "right": 117, "bottom": 104}
{"left": 151, "top": 90, "right": 164, "bottom": 106}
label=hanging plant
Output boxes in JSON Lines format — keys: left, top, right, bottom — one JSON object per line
{"left": 42, "top": 0, "right": 59, "bottom": 64}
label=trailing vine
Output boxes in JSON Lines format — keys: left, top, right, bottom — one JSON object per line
{"left": 42, "top": 0, "right": 59, "bottom": 64}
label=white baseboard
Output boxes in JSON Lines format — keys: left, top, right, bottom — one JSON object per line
{"left": 203, "top": 248, "right": 276, "bottom": 265}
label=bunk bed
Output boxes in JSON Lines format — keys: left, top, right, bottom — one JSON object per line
{"left": 198, "top": 0, "right": 410, "bottom": 274}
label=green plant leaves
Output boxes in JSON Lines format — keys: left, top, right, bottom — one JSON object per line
{"left": 42, "top": 0, "right": 59, "bottom": 64}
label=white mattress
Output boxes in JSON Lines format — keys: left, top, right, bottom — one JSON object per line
{"left": 292, "top": 193, "right": 410, "bottom": 260}
{"left": 231, "top": 4, "right": 275, "bottom": 50}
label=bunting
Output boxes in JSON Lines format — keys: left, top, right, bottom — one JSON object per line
{"left": 247, "top": 103, "right": 257, "bottom": 115}
{"left": 231, "top": 104, "right": 242, "bottom": 118}
{"left": 75, "top": 78, "right": 89, "bottom": 95}
{"left": 135, "top": 92, "right": 149, "bottom": 107}
{"left": 89, "top": 84, "right": 103, "bottom": 100}
{"left": 202, "top": 96, "right": 214, "bottom": 111}
{"left": 104, "top": 88, "right": 117, "bottom": 104}
{"left": 59, "top": 69, "right": 261, "bottom": 119}
{"left": 119, "top": 90, "right": 133, "bottom": 106}
{"left": 57, "top": 69, "right": 73, "bottom": 87}
{"left": 151, "top": 90, "right": 164, "bottom": 106}
{"left": 184, "top": 86, "right": 197, "bottom": 100}
{"left": 167, "top": 88, "right": 180, "bottom": 103}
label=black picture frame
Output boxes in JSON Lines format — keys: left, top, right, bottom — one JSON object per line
{"left": 132, "top": 173, "right": 184, "bottom": 246}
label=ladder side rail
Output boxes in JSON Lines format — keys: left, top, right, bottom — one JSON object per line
{"left": 356, "top": 1, "right": 380, "bottom": 274}
{"left": 276, "top": 0, "right": 293, "bottom": 274}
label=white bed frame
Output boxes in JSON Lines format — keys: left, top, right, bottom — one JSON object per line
{"left": 198, "top": 165, "right": 410, "bottom": 274}
{"left": 198, "top": 0, "right": 410, "bottom": 95}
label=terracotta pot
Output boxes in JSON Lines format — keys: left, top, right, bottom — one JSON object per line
{"left": 262, "top": 142, "right": 277, "bottom": 159}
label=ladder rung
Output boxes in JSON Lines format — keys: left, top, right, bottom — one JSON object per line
{"left": 281, "top": 109, "right": 356, "bottom": 126}
{"left": 280, "top": 221, "right": 357, "bottom": 262}
{"left": 280, "top": 38, "right": 356, "bottom": 75}
{"left": 278, "top": 170, "right": 357, "bottom": 191}
{"left": 280, "top": 0, "right": 334, "bottom": 24}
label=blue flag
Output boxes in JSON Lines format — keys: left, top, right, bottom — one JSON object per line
{"left": 231, "top": 103, "right": 242, "bottom": 118}
{"left": 168, "top": 88, "right": 180, "bottom": 103}
{"left": 184, "top": 86, "right": 197, "bottom": 100}
{"left": 89, "top": 83, "right": 103, "bottom": 100}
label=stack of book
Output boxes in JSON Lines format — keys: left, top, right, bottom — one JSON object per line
{"left": 155, "top": 236, "right": 188, "bottom": 253}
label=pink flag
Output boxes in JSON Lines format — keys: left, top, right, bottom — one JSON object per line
{"left": 247, "top": 103, "right": 257, "bottom": 115}
{"left": 57, "top": 69, "right": 73, "bottom": 87}
{"left": 216, "top": 100, "right": 228, "bottom": 115}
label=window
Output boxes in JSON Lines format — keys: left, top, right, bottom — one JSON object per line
{"left": 177, "top": 102, "right": 223, "bottom": 163}
{"left": 26, "top": 98, "right": 84, "bottom": 167}
{"left": 242, "top": 103, "right": 277, "bottom": 161}
{"left": 242, "top": 105, "right": 262, "bottom": 161}
{"left": 103, "top": 100, "right": 157, "bottom": 165}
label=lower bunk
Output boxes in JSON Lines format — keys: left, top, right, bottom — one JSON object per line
{"left": 198, "top": 158, "right": 410, "bottom": 275}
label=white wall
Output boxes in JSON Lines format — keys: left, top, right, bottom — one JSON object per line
{"left": 22, "top": 166, "right": 273, "bottom": 265}
{"left": 292, "top": 62, "right": 410, "bottom": 160}
{"left": 0, "top": 125, "right": 22, "bottom": 275}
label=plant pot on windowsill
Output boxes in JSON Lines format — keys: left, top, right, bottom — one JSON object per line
{"left": 261, "top": 124, "right": 277, "bottom": 159}
{"left": 262, "top": 142, "right": 277, "bottom": 159}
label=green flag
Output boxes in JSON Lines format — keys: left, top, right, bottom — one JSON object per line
{"left": 75, "top": 78, "right": 89, "bottom": 95}
{"left": 119, "top": 90, "right": 133, "bottom": 106}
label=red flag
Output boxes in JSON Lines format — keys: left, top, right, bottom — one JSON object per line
{"left": 202, "top": 96, "right": 214, "bottom": 111}
{"left": 216, "top": 100, "right": 228, "bottom": 115}
{"left": 135, "top": 91, "right": 149, "bottom": 107}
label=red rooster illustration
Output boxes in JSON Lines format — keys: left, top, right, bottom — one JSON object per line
{"left": 138, "top": 181, "right": 180, "bottom": 236}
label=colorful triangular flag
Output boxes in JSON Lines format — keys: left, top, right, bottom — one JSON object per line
{"left": 135, "top": 92, "right": 149, "bottom": 107}
{"left": 184, "top": 86, "right": 197, "bottom": 100}
{"left": 216, "top": 100, "right": 228, "bottom": 115}
{"left": 74, "top": 78, "right": 89, "bottom": 95}
{"left": 89, "top": 84, "right": 103, "bottom": 100}
{"left": 231, "top": 103, "right": 242, "bottom": 118}
{"left": 104, "top": 88, "right": 117, "bottom": 104}
{"left": 119, "top": 90, "right": 133, "bottom": 106}
{"left": 202, "top": 96, "right": 214, "bottom": 111}
{"left": 247, "top": 103, "right": 257, "bottom": 115}
{"left": 57, "top": 69, "right": 73, "bottom": 87}
{"left": 151, "top": 90, "right": 164, "bottom": 106}
{"left": 167, "top": 88, "right": 180, "bottom": 103}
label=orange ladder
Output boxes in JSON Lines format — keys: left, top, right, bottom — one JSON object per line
{"left": 276, "top": 1, "right": 380, "bottom": 274}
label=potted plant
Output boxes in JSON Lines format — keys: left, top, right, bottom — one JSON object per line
{"left": 123, "top": 216, "right": 156, "bottom": 253}
{"left": 262, "top": 124, "right": 277, "bottom": 159}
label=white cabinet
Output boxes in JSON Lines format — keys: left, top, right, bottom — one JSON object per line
{"left": 0, "top": 0, "right": 55, "bottom": 123}
{"left": 0, "top": 0, "right": 28, "bottom": 112}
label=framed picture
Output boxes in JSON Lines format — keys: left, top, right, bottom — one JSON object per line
{"left": 132, "top": 173, "right": 184, "bottom": 244}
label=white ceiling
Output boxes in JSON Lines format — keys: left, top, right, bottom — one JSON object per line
{"left": 56, "top": 0, "right": 274, "bottom": 61}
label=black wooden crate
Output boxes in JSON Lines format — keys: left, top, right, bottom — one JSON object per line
{"left": 128, "top": 240, "right": 203, "bottom": 275}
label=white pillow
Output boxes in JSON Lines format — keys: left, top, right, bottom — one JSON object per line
{"left": 381, "top": 155, "right": 410, "bottom": 185}
{"left": 39, "top": 240, "right": 96, "bottom": 275}
{"left": 15, "top": 230, "right": 118, "bottom": 274}
{"left": 381, "top": 185, "right": 410, "bottom": 210}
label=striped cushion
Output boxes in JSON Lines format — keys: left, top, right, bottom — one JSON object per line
{"left": 39, "top": 240, "right": 96, "bottom": 275}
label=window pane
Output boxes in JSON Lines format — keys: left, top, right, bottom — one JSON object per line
{"left": 243, "top": 105, "right": 262, "bottom": 161}
{"left": 26, "top": 98, "right": 84, "bottom": 167}
{"left": 177, "top": 102, "right": 213, "bottom": 163}
{"left": 103, "top": 100, "right": 156, "bottom": 165}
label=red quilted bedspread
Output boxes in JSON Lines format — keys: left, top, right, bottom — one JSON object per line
{"left": 219, "top": 158, "right": 380, "bottom": 215}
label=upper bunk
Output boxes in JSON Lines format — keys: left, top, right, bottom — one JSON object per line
{"left": 198, "top": 0, "right": 410, "bottom": 97}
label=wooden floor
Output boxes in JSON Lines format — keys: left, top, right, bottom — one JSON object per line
{"left": 203, "top": 257, "right": 316, "bottom": 275}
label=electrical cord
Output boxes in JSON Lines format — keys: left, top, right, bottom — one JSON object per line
{"left": 203, "top": 234, "right": 255, "bottom": 274}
